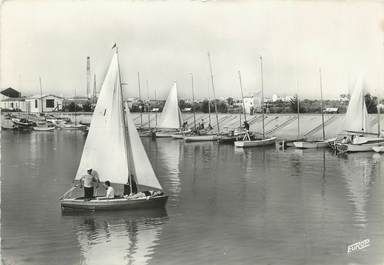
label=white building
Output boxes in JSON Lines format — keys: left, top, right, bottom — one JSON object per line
{"left": 0, "top": 97, "right": 28, "bottom": 111}
{"left": 26, "top": 94, "right": 64, "bottom": 113}
{"left": 243, "top": 92, "right": 262, "bottom": 114}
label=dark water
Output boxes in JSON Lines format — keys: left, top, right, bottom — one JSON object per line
{"left": 2, "top": 130, "right": 384, "bottom": 265}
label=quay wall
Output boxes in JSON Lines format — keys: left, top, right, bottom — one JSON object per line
{"left": 4, "top": 112, "right": 381, "bottom": 139}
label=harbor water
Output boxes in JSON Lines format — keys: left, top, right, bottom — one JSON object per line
{"left": 1, "top": 130, "right": 384, "bottom": 265}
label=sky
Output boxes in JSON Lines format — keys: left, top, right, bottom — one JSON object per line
{"left": 1, "top": 0, "right": 384, "bottom": 100}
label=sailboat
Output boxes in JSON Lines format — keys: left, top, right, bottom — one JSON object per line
{"left": 33, "top": 77, "right": 56, "bottom": 132}
{"left": 184, "top": 53, "right": 221, "bottom": 143}
{"left": 155, "top": 83, "right": 184, "bottom": 138}
{"left": 335, "top": 77, "right": 384, "bottom": 153}
{"left": 293, "top": 69, "right": 332, "bottom": 149}
{"left": 60, "top": 48, "right": 167, "bottom": 211}
{"left": 234, "top": 56, "right": 276, "bottom": 148}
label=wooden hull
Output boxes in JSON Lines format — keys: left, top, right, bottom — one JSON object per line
{"left": 217, "top": 135, "right": 237, "bottom": 144}
{"left": 234, "top": 137, "right": 277, "bottom": 148}
{"left": 293, "top": 141, "right": 329, "bottom": 149}
{"left": 336, "top": 143, "right": 383, "bottom": 153}
{"left": 155, "top": 132, "right": 174, "bottom": 138}
{"left": 61, "top": 124, "right": 86, "bottom": 130}
{"left": 33, "top": 126, "right": 55, "bottom": 131}
{"left": 372, "top": 146, "right": 384, "bottom": 153}
{"left": 184, "top": 135, "right": 218, "bottom": 142}
{"left": 171, "top": 134, "right": 185, "bottom": 139}
{"left": 60, "top": 195, "right": 168, "bottom": 211}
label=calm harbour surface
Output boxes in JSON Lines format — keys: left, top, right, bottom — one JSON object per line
{"left": 1, "top": 130, "right": 384, "bottom": 265}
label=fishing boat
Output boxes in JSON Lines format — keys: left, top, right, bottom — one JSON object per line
{"left": 234, "top": 133, "right": 277, "bottom": 148}
{"left": 60, "top": 48, "right": 167, "bottom": 211}
{"left": 184, "top": 134, "right": 219, "bottom": 142}
{"left": 293, "top": 140, "right": 331, "bottom": 149}
{"left": 234, "top": 56, "right": 277, "bottom": 148}
{"left": 33, "top": 122, "right": 55, "bottom": 131}
{"left": 60, "top": 123, "right": 86, "bottom": 130}
{"left": 155, "top": 83, "right": 183, "bottom": 137}
{"left": 372, "top": 146, "right": 384, "bottom": 153}
{"left": 293, "top": 69, "right": 331, "bottom": 149}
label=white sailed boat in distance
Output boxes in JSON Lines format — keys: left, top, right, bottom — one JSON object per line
{"left": 335, "top": 77, "right": 384, "bottom": 153}
{"left": 60, "top": 48, "right": 167, "bottom": 211}
{"left": 155, "top": 83, "right": 183, "bottom": 138}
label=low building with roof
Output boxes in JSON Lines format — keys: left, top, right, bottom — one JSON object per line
{"left": 25, "top": 94, "right": 64, "bottom": 113}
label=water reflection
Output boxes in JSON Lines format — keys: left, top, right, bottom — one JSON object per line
{"left": 339, "top": 154, "right": 375, "bottom": 228}
{"left": 62, "top": 209, "right": 167, "bottom": 265}
{"left": 152, "top": 139, "right": 182, "bottom": 204}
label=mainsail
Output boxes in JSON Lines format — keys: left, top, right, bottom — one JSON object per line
{"left": 344, "top": 78, "right": 368, "bottom": 132}
{"left": 158, "top": 83, "right": 183, "bottom": 129}
{"left": 75, "top": 53, "right": 129, "bottom": 184}
{"left": 125, "top": 103, "right": 163, "bottom": 190}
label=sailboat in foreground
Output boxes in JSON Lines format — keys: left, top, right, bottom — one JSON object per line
{"left": 60, "top": 48, "right": 167, "bottom": 211}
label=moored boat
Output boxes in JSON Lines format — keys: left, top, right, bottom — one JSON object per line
{"left": 234, "top": 136, "right": 277, "bottom": 148}
{"left": 372, "top": 146, "right": 384, "bottom": 153}
{"left": 293, "top": 140, "right": 329, "bottom": 149}
{"left": 184, "top": 134, "right": 219, "bottom": 142}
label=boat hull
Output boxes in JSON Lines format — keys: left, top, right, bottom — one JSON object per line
{"left": 293, "top": 141, "right": 329, "bottom": 149}
{"left": 60, "top": 195, "right": 168, "bottom": 211}
{"left": 372, "top": 146, "right": 384, "bottom": 153}
{"left": 184, "top": 135, "right": 218, "bottom": 142}
{"left": 33, "top": 127, "right": 55, "bottom": 131}
{"left": 336, "top": 142, "right": 384, "bottom": 153}
{"left": 234, "top": 137, "right": 276, "bottom": 148}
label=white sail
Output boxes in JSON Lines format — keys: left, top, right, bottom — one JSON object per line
{"left": 158, "top": 83, "right": 183, "bottom": 129}
{"left": 125, "top": 103, "right": 163, "bottom": 190}
{"left": 344, "top": 78, "right": 368, "bottom": 132}
{"left": 75, "top": 53, "right": 129, "bottom": 184}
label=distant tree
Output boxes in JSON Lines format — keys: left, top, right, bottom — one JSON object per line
{"left": 365, "top": 93, "right": 378, "bottom": 113}
{"left": 216, "top": 100, "right": 228, "bottom": 113}
{"left": 67, "top": 102, "right": 77, "bottom": 112}
{"left": 289, "top": 95, "right": 305, "bottom": 113}
{"left": 226, "top": 97, "right": 234, "bottom": 106}
{"left": 82, "top": 101, "right": 92, "bottom": 112}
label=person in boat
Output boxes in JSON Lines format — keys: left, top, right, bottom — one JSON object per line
{"left": 79, "top": 169, "right": 100, "bottom": 200}
{"left": 124, "top": 174, "right": 138, "bottom": 195}
{"left": 200, "top": 119, "right": 205, "bottom": 129}
{"left": 207, "top": 123, "right": 213, "bottom": 130}
{"left": 97, "top": 181, "right": 115, "bottom": 199}
{"left": 182, "top": 121, "right": 188, "bottom": 130}
{"left": 244, "top": 120, "right": 250, "bottom": 131}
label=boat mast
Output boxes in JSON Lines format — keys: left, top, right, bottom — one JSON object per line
{"left": 207, "top": 77, "right": 212, "bottom": 126}
{"left": 137, "top": 72, "right": 143, "bottom": 128}
{"left": 260, "top": 56, "right": 265, "bottom": 139}
{"left": 115, "top": 44, "right": 135, "bottom": 191}
{"left": 297, "top": 80, "right": 300, "bottom": 138}
{"left": 208, "top": 52, "right": 220, "bottom": 134}
{"left": 319, "top": 68, "right": 325, "bottom": 140}
{"left": 146, "top": 80, "right": 151, "bottom": 129}
{"left": 378, "top": 102, "right": 381, "bottom": 137}
{"left": 39, "top": 76, "right": 43, "bottom": 113}
{"left": 238, "top": 70, "right": 247, "bottom": 127}
{"left": 190, "top": 73, "right": 197, "bottom": 129}
{"left": 155, "top": 87, "right": 158, "bottom": 128}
